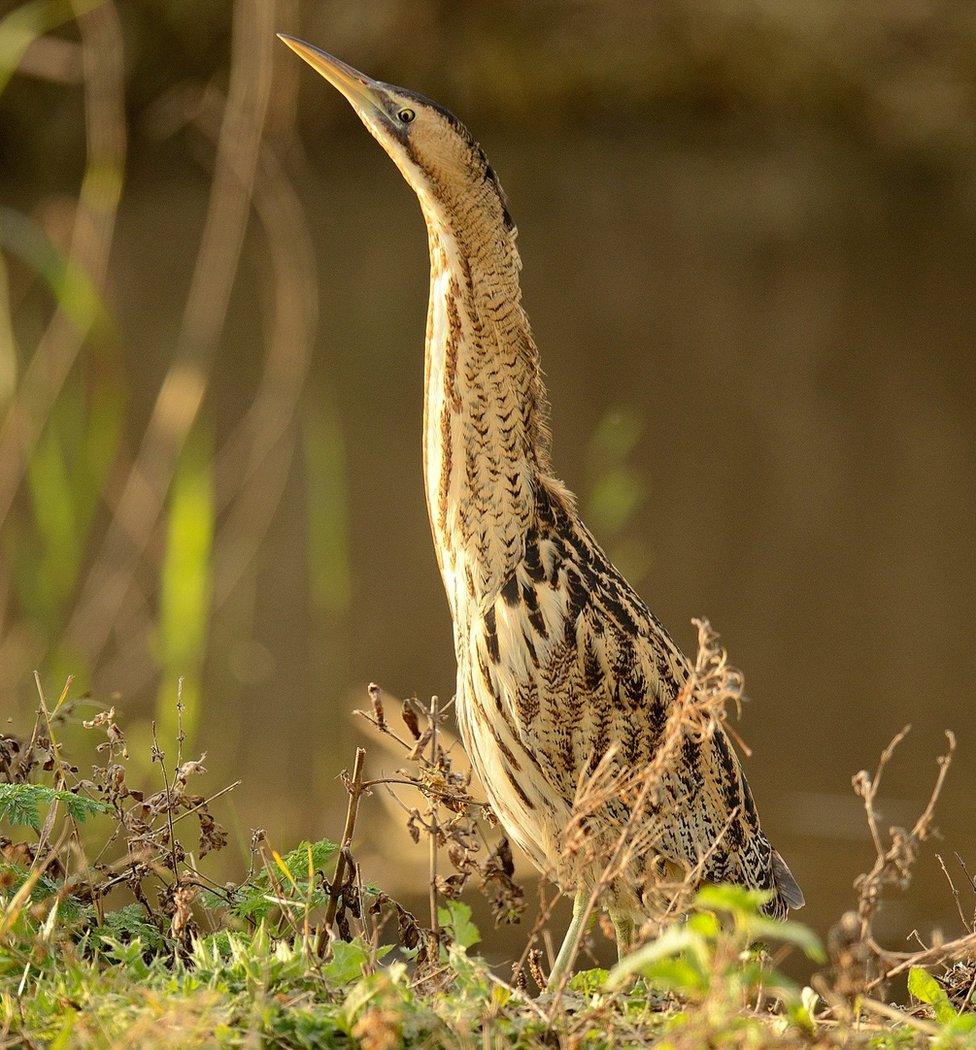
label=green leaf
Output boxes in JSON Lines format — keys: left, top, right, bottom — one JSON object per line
{"left": 48, "top": 1011, "right": 76, "bottom": 1050}
{"left": 0, "top": 860, "right": 86, "bottom": 922}
{"left": 943, "top": 1013, "right": 976, "bottom": 1036}
{"left": 0, "top": 782, "right": 42, "bottom": 829}
{"left": 61, "top": 792, "right": 108, "bottom": 825}
{"left": 438, "top": 900, "right": 480, "bottom": 950}
{"left": 569, "top": 967, "right": 609, "bottom": 995}
{"left": 910, "top": 969, "right": 957, "bottom": 1027}
{"left": 744, "top": 915, "right": 826, "bottom": 962}
{"left": 341, "top": 973, "right": 382, "bottom": 1030}
{"left": 281, "top": 838, "right": 339, "bottom": 874}
{"left": 93, "top": 905, "right": 165, "bottom": 952}
{"left": 491, "top": 983, "right": 512, "bottom": 1008}
{"left": 687, "top": 911, "right": 720, "bottom": 938}
{"left": 205, "top": 839, "right": 341, "bottom": 922}
{"left": 909, "top": 966, "right": 945, "bottom": 1006}
{"left": 695, "top": 884, "right": 772, "bottom": 917}
{"left": 787, "top": 1002, "right": 816, "bottom": 1036}
{"left": 0, "top": 783, "right": 107, "bottom": 830}
{"left": 639, "top": 956, "right": 709, "bottom": 996}
{"left": 908, "top": 966, "right": 957, "bottom": 1024}
{"left": 606, "top": 925, "right": 701, "bottom": 989}
{"left": 787, "top": 986, "right": 820, "bottom": 1036}
{"left": 738, "top": 958, "right": 800, "bottom": 999}
{"left": 323, "top": 940, "right": 370, "bottom": 985}
{"left": 97, "top": 935, "right": 152, "bottom": 980}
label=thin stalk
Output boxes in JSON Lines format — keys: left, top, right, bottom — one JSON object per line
{"left": 150, "top": 720, "right": 181, "bottom": 882}
{"left": 428, "top": 696, "right": 439, "bottom": 940}
{"left": 546, "top": 759, "right": 661, "bottom": 1009}
{"left": 322, "top": 747, "right": 366, "bottom": 947}
{"left": 32, "top": 674, "right": 99, "bottom": 922}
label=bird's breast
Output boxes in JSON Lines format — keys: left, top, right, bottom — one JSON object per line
{"left": 455, "top": 652, "right": 566, "bottom": 875}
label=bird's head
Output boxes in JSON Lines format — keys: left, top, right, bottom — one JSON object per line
{"left": 278, "top": 34, "right": 513, "bottom": 231}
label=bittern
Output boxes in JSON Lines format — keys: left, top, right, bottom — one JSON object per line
{"left": 280, "top": 35, "right": 803, "bottom": 986}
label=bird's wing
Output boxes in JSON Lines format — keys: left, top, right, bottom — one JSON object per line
{"left": 485, "top": 480, "right": 802, "bottom": 915}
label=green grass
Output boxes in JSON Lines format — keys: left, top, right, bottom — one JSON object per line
{"left": 3, "top": 875, "right": 972, "bottom": 1048}
{"left": 1, "top": 700, "right": 974, "bottom": 1048}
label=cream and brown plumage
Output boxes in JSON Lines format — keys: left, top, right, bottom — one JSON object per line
{"left": 281, "top": 35, "right": 804, "bottom": 982}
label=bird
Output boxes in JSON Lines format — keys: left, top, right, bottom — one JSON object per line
{"left": 280, "top": 34, "right": 804, "bottom": 986}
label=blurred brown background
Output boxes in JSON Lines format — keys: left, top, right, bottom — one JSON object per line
{"left": 1, "top": 0, "right": 974, "bottom": 964}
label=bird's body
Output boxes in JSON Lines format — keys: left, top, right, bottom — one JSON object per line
{"left": 421, "top": 197, "right": 794, "bottom": 918}
{"left": 281, "top": 35, "right": 803, "bottom": 969}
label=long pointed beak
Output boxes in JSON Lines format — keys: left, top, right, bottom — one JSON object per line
{"left": 277, "top": 34, "right": 382, "bottom": 115}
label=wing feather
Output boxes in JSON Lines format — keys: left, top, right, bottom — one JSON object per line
{"left": 482, "top": 480, "right": 803, "bottom": 915}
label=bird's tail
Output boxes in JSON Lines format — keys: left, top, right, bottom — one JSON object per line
{"left": 703, "top": 838, "right": 804, "bottom": 919}
{"left": 768, "top": 849, "right": 804, "bottom": 916}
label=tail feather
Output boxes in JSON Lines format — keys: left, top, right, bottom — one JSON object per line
{"left": 700, "top": 839, "right": 804, "bottom": 918}
{"left": 771, "top": 850, "right": 804, "bottom": 911}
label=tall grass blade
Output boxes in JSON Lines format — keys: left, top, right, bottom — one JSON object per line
{"left": 155, "top": 426, "right": 214, "bottom": 750}
{"left": 0, "top": 253, "right": 15, "bottom": 404}
{"left": 302, "top": 402, "right": 351, "bottom": 618}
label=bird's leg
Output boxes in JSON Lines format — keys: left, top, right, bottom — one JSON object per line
{"left": 546, "top": 888, "right": 591, "bottom": 992}
{"left": 610, "top": 910, "right": 635, "bottom": 961}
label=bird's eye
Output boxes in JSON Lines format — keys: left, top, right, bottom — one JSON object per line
{"left": 397, "top": 107, "right": 416, "bottom": 124}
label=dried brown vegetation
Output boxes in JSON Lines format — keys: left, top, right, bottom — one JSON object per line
{"left": 354, "top": 685, "right": 526, "bottom": 964}
{"left": 0, "top": 679, "right": 234, "bottom": 948}
{"left": 0, "top": 625, "right": 973, "bottom": 1046}
{"left": 818, "top": 725, "right": 976, "bottom": 1032}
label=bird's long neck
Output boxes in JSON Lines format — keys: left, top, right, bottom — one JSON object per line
{"left": 420, "top": 188, "right": 553, "bottom": 621}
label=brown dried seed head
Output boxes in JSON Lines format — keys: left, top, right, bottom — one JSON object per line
{"left": 527, "top": 948, "right": 547, "bottom": 993}
{"left": 175, "top": 754, "right": 208, "bottom": 784}
{"left": 83, "top": 708, "right": 116, "bottom": 730}
{"left": 169, "top": 884, "right": 197, "bottom": 940}
{"left": 368, "top": 683, "right": 385, "bottom": 729}
{"left": 401, "top": 699, "right": 421, "bottom": 740}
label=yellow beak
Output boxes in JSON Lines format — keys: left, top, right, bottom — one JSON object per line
{"left": 277, "top": 34, "right": 382, "bottom": 114}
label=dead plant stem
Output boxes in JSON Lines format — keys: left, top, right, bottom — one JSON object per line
{"left": 323, "top": 747, "right": 366, "bottom": 944}
{"left": 428, "top": 696, "right": 439, "bottom": 939}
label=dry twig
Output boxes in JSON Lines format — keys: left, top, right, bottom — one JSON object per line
{"left": 322, "top": 747, "right": 367, "bottom": 948}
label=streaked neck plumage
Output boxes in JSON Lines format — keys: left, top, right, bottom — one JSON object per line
{"left": 418, "top": 168, "right": 556, "bottom": 626}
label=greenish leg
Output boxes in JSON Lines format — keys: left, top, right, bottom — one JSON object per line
{"left": 546, "top": 888, "right": 590, "bottom": 991}
{"left": 610, "top": 911, "right": 635, "bottom": 961}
